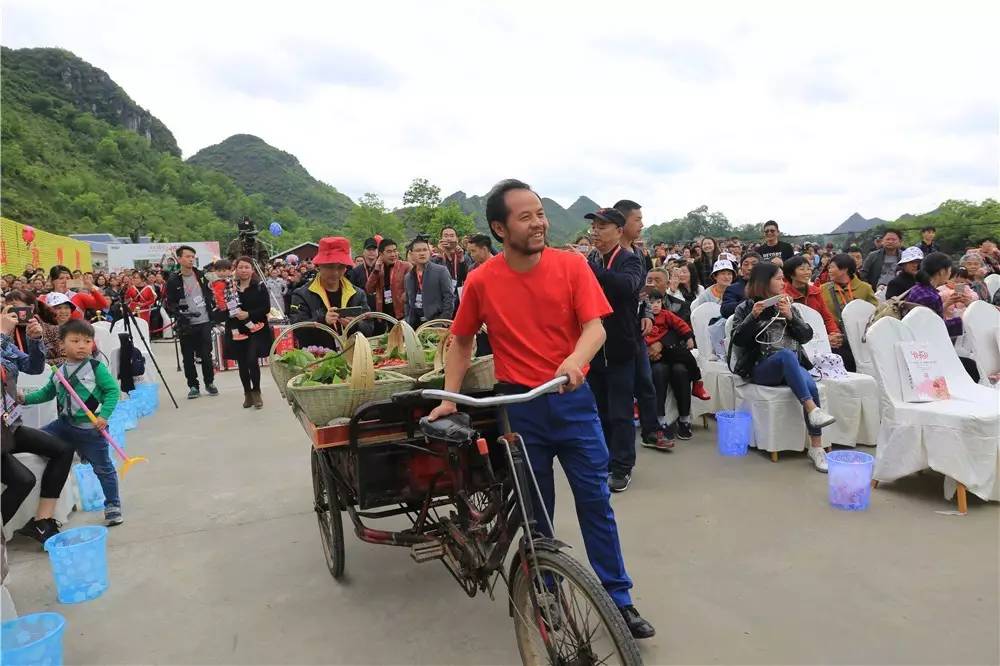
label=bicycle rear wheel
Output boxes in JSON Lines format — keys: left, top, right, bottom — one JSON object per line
{"left": 311, "top": 449, "right": 345, "bottom": 580}
{"left": 510, "top": 549, "right": 641, "bottom": 665}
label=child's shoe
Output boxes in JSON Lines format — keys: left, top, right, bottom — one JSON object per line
{"left": 692, "top": 380, "right": 711, "bottom": 401}
{"left": 247, "top": 322, "right": 266, "bottom": 334}
{"left": 231, "top": 330, "right": 248, "bottom": 341}
{"left": 105, "top": 506, "right": 124, "bottom": 527}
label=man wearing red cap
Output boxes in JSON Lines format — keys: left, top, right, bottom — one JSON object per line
{"left": 289, "top": 237, "right": 373, "bottom": 349}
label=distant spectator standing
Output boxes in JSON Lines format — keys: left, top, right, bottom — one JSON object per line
{"left": 755, "top": 220, "right": 794, "bottom": 263}
{"left": 918, "top": 226, "right": 940, "bottom": 256}
{"left": 861, "top": 228, "right": 903, "bottom": 289}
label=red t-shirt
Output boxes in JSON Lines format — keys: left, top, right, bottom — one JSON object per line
{"left": 452, "top": 248, "right": 612, "bottom": 387}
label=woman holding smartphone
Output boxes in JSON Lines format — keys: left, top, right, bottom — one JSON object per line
{"left": 729, "top": 263, "right": 836, "bottom": 472}
{"left": 222, "top": 257, "right": 274, "bottom": 409}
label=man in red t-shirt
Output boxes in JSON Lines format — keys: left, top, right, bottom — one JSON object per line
{"left": 428, "top": 179, "right": 655, "bottom": 640}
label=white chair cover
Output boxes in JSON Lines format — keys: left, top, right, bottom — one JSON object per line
{"left": 111, "top": 316, "right": 150, "bottom": 342}
{"left": 867, "top": 316, "right": 1000, "bottom": 501}
{"left": 16, "top": 366, "right": 57, "bottom": 430}
{"left": 841, "top": 299, "right": 877, "bottom": 377}
{"left": 901, "top": 307, "right": 980, "bottom": 397}
{"left": 92, "top": 320, "right": 112, "bottom": 331}
{"left": 1, "top": 453, "right": 76, "bottom": 540}
{"left": 794, "top": 304, "right": 880, "bottom": 446}
{"left": 724, "top": 315, "right": 829, "bottom": 452}
{"left": 985, "top": 273, "right": 1000, "bottom": 300}
{"left": 93, "top": 325, "right": 121, "bottom": 381}
{"left": 690, "top": 303, "right": 738, "bottom": 415}
{"left": 961, "top": 301, "right": 1000, "bottom": 386}
{"left": 158, "top": 308, "right": 175, "bottom": 339}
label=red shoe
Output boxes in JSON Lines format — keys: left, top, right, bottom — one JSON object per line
{"left": 692, "top": 380, "right": 711, "bottom": 401}
{"left": 656, "top": 430, "right": 675, "bottom": 450}
{"left": 231, "top": 330, "right": 248, "bottom": 341}
{"left": 247, "top": 322, "right": 265, "bottom": 334}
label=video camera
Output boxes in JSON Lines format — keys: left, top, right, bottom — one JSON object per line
{"left": 237, "top": 216, "right": 259, "bottom": 238}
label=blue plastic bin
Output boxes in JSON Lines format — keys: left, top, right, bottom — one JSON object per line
{"left": 72, "top": 463, "right": 105, "bottom": 512}
{"left": 1, "top": 612, "right": 66, "bottom": 665}
{"left": 827, "top": 450, "right": 875, "bottom": 511}
{"left": 116, "top": 399, "right": 139, "bottom": 430}
{"left": 44, "top": 526, "right": 109, "bottom": 604}
{"left": 716, "top": 411, "right": 752, "bottom": 456}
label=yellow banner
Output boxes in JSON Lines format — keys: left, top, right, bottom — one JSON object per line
{"left": 1, "top": 218, "right": 93, "bottom": 274}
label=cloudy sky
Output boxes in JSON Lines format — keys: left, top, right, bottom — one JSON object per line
{"left": 4, "top": 0, "right": 998, "bottom": 233}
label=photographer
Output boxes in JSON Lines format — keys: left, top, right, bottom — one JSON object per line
{"left": 227, "top": 216, "right": 271, "bottom": 268}
{"left": 165, "top": 245, "right": 223, "bottom": 399}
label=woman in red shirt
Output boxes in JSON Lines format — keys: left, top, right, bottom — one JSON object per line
{"left": 782, "top": 255, "right": 844, "bottom": 347}
{"left": 42, "top": 265, "right": 109, "bottom": 319}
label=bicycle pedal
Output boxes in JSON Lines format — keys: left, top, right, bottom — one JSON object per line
{"left": 410, "top": 540, "right": 445, "bottom": 563}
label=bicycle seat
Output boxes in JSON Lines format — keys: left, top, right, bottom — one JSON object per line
{"left": 419, "top": 413, "right": 475, "bottom": 444}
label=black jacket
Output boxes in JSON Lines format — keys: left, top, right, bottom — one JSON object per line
{"left": 589, "top": 247, "right": 644, "bottom": 366}
{"left": 164, "top": 268, "right": 224, "bottom": 333}
{"left": 288, "top": 275, "right": 373, "bottom": 349}
{"left": 222, "top": 281, "right": 274, "bottom": 360}
{"left": 728, "top": 299, "right": 813, "bottom": 379}
{"left": 348, "top": 262, "right": 378, "bottom": 312}
{"left": 885, "top": 272, "right": 916, "bottom": 300}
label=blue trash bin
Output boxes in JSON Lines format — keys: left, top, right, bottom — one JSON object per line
{"left": 827, "top": 450, "right": 875, "bottom": 511}
{"left": 1, "top": 612, "right": 66, "bottom": 665}
{"left": 72, "top": 463, "right": 105, "bottom": 512}
{"left": 716, "top": 411, "right": 752, "bottom": 456}
{"left": 44, "top": 526, "right": 109, "bottom": 604}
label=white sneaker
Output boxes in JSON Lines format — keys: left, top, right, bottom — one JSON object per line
{"left": 808, "top": 407, "right": 836, "bottom": 429}
{"left": 808, "top": 446, "right": 829, "bottom": 473}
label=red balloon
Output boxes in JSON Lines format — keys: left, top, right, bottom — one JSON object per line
{"left": 22, "top": 226, "right": 35, "bottom": 243}
{"left": 374, "top": 234, "right": 383, "bottom": 244}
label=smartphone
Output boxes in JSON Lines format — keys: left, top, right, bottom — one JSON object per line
{"left": 66, "top": 279, "right": 84, "bottom": 289}
{"left": 955, "top": 283, "right": 968, "bottom": 294}
{"left": 757, "top": 294, "right": 784, "bottom": 309}
{"left": 11, "top": 306, "right": 33, "bottom": 323}
{"left": 334, "top": 306, "right": 364, "bottom": 318}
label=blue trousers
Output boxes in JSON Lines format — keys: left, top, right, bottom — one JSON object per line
{"left": 588, "top": 358, "right": 637, "bottom": 476}
{"left": 506, "top": 383, "right": 634, "bottom": 608}
{"left": 751, "top": 349, "right": 822, "bottom": 436}
{"left": 633, "top": 341, "right": 661, "bottom": 437}
{"left": 44, "top": 418, "right": 120, "bottom": 508}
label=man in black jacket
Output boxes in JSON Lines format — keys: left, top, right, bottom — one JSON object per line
{"left": 579, "top": 208, "right": 645, "bottom": 492}
{"left": 164, "top": 245, "right": 223, "bottom": 399}
{"left": 289, "top": 237, "right": 373, "bottom": 350}
{"left": 348, "top": 237, "right": 379, "bottom": 312}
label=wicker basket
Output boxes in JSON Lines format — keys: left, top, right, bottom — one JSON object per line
{"left": 418, "top": 355, "right": 495, "bottom": 392}
{"left": 286, "top": 333, "right": 416, "bottom": 425}
{"left": 345, "top": 314, "right": 430, "bottom": 379}
{"left": 268, "top": 321, "right": 340, "bottom": 400}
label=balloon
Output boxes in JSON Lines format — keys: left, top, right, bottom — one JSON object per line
{"left": 374, "top": 234, "right": 383, "bottom": 245}
{"left": 287, "top": 254, "right": 299, "bottom": 264}
{"left": 269, "top": 221, "right": 283, "bottom": 236}
{"left": 22, "top": 226, "right": 35, "bottom": 244}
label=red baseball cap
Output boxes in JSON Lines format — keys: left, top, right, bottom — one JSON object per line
{"left": 313, "top": 237, "right": 353, "bottom": 267}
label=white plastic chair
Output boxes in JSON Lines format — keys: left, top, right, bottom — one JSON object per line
{"left": 16, "top": 366, "right": 56, "bottom": 430}
{"left": 841, "top": 299, "right": 877, "bottom": 378}
{"left": 961, "top": 301, "right": 1000, "bottom": 387}
{"left": 794, "top": 304, "right": 880, "bottom": 446}
{"left": 724, "top": 314, "right": 829, "bottom": 458}
{"left": 985, "top": 273, "right": 1000, "bottom": 300}
{"left": 689, "top": 303, "right": 737, "bottom": 419}
{"left": 866, "top": 315, "right": 999, "bottom": 511}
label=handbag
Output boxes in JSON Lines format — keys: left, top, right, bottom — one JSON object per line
{"left": 862, "top": 288, "right": 917, "bottom": 342}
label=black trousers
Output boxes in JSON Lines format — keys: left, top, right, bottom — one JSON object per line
{"left": 2, "top": 425, "right": 74, "bottom": 525}
{"left": 179, "top": 323, "right": 215, "bottom": 389}
{"left": 960, "top": 356, "right": 981, "bottom": 383}
{"left": 833, "top": 340, "right": 857, "bottom": 373}
{"left": 236, "top": 349, "right": 261, "bottom": 392}
{"left": 650, "top": 348, "right": 701, "bottom": 420}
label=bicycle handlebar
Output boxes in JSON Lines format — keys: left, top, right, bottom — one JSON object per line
{"left": 410, "top": 376, "right": 569, "bottom": 408}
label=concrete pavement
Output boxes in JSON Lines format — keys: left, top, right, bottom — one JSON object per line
{"left": 5, "top": 343, "right": 998, "bottom": 665}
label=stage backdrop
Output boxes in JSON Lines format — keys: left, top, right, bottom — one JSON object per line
{"left": 106, "top": 241, "right": 221, "bottom": 271}
{"left": 1, "top": 218, "right": 94, "bottom": 274}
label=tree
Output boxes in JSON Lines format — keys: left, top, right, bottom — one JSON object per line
{"left": 426, "top": 203, "right": 477, "bottom": 242}
{"left": 343, "top": 193, "right": 405, "bottom": 253}
{"left": 96, "top": 136, "right": 120, "bottom": 164}
{"left": 645, "top": 206, "right": 733, "bottom": 244}
{"left": 400, "top": 177, "right": 442, "bottom": 234}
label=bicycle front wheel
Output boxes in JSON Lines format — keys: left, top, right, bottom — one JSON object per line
{"left": 510, "top": 549, "right": 641, "bottom": 666}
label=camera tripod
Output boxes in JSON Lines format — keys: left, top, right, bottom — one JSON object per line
{"left": 110, "top": 298, "right": 179, "bottom": 409}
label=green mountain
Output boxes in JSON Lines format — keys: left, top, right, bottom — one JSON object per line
{"left": 2, "top": 47, "right": 180, "bottom": 156}
{"left": 442, "top": 191, "right": 600, "bottom": 244}
{"left": 0, "top": 47, "right": 332, "bottom": 252}
{"left": 187, "top": 134, "right": 354, "bottom": 227}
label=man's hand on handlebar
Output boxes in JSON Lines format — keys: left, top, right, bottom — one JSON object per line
{"left": 428, "top": 400, "right": 457, "bottom": 422}
{"left": 554, "top": 355, "right": 585, "bottom": 393}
